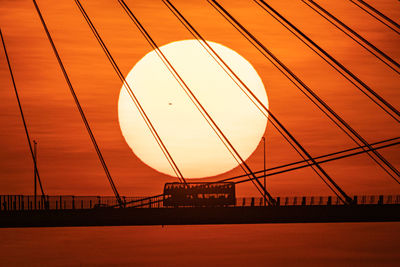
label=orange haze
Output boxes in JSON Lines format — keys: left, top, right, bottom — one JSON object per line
{"left": 1, "top": 0, "right": 399, "bottom": 199}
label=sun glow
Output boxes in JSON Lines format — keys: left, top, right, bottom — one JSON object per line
{"left": 118, "top": 40, "right": 268, "bottom": 178}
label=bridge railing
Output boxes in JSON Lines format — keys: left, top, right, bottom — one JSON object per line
{"left": 0, "top": 195, "right": 164, "bottom": 211}
{"left": 0, "top": 194, "right": 399, "bottom": 211}
{"left": 236, "top": 195, "right": 400, "bottom": 207}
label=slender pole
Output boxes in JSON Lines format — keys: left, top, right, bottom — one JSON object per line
{"left": 33, "top": 140, "right": 37, "bottom": 209}
{"left": 262, "top": 137, "right": 266, "bottom": 205}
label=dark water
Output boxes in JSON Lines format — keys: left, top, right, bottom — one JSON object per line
{"left": 1, "top": 223, "right": 399, "bottom": 266}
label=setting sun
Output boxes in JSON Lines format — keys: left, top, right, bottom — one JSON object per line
{"left": 118, "top": 39, "right": 268, "bottom": 178}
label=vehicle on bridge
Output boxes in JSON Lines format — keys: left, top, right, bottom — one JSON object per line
{"left": 163, "top": 182, "right": 236, "bottom": 207}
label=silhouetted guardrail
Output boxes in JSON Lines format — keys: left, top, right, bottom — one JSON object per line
{"left": 1, "top": 195, "right": 399, "bottom": 211}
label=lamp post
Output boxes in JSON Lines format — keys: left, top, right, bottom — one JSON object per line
{"left": 33, "top": 140, "right": 37, "bottom": 210}
{"left": 262, "top": 136, "right": 266, "bottom": 206}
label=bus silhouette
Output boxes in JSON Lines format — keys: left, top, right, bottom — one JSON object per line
{"left": 163, "top": 182, "right": 236, "bottom": 207}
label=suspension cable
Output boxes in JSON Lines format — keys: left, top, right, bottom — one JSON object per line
{"left": 116, "top": 0, "right": 272, "bottom": 203}
{"left": 162, "top": 0, "right": 353, "bottom": 204}
{"left": 348, "top": 0, "right": 400, "bottom": 35}
{"left": 207, "top": 0, "right": 400, "bottom": 186}
{"left": 73, "top": 0, "right": 187, "bottom": 186}
{"left": 32, "top": 0, "right": 125, "bottom": 207}
{"left": 0, "top": 29, "right": 46, "bottom": 200}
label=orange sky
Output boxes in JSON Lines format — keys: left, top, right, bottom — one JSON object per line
{"left": 0, "top": 0, "right": 399, "bottom": 197}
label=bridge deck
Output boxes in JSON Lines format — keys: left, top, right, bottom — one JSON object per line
{"left": 1, "top": 204, "right": 400, "bottom": 228}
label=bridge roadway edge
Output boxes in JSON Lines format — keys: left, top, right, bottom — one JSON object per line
{"left": 1, "top": 205, "right": 400, "bottom": 228}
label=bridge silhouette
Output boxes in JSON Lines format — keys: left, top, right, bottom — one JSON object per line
{"left": 1, "top": 0, "right": 399, "bottom": 227}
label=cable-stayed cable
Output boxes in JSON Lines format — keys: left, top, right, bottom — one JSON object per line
{"left": 0, "top": 29, "right": 47, "bottom": 201}
{"left": 32, "top": 0, "right": 125, "bottom": 207}
{"left": 72, "top": 0, "right": 187, "bottom": 186}
{"left": 301, "top": 0, "right": 400, "bottom": 113}
{"left": 207, "top": 0, "right": 400, "bottom": 186}
{"left": 162, "top": 0, "right": 353, "bottom": 203}
{"left": 254, "top": 0, "right": 400, "bottom": 183}
{"left": 235, "top": 136, "right": 400, "bottom": 185}
{"left": 348, "top": 0, "right": 400, "bottom": 35}
{"left": 116, "top": 0, "right": 274, "bottom": 204}
{"left": 164, "top": 0, "right": 351, "bottom": 203}
{"left": 257, "top": 0, "right": 400, "bottom": 77}
{"left": 223, "top": 137, "right": 400, "bottom": 184}
{"left": 120, "top": 136, "right": 400, "bottom": 207}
